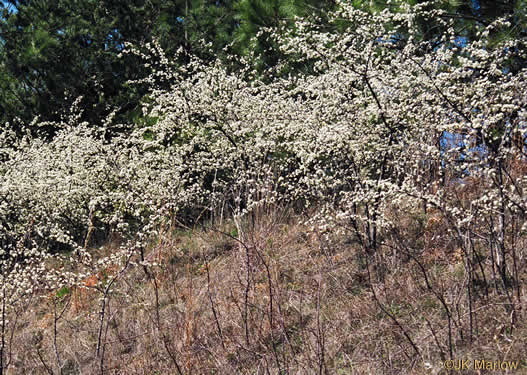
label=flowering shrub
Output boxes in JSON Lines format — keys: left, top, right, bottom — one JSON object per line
{"left": 1, "top": 0, "right": 526, "bottom": 371}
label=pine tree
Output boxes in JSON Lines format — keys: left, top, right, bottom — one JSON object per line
{"left": 0, "top": 0, "right": 240, "bottom": 132}
{"left": 233, "top": 0, "right": 336, "bottom": 75}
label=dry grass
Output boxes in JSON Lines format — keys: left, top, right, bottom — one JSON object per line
{"left": 5, "top": 206, "right": 527, "bottom": 374}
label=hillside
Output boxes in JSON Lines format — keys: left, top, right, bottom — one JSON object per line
{"left": 1, "top": 2, "right": 527, "bottom": 374}
{"left": 7, "top": 202, "right": 527, "bottom": 374}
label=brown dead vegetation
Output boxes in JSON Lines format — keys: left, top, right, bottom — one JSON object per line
{"left": 4, "top": 203, "right": 527, "bottom": 374}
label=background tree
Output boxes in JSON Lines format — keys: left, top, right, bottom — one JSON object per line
{"left": 232, "top": 0, "right": 336, "bottom": 76}
{"left": 1, "top": 0, "right": 524, "bottom": 135}
{"left": 0, "top": 0, "right": 241, "bottom": 134}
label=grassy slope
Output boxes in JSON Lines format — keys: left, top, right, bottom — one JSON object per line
{"left": 9, "top": 205, "right": 527, "bottom": 374}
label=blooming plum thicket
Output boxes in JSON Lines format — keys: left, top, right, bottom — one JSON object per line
{"left": 0, "top": 0, "right": 526, "bottom": 368}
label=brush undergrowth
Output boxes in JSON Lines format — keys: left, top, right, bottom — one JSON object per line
{"left": 7, "top": 201, "right": 527, "bottom": 374}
